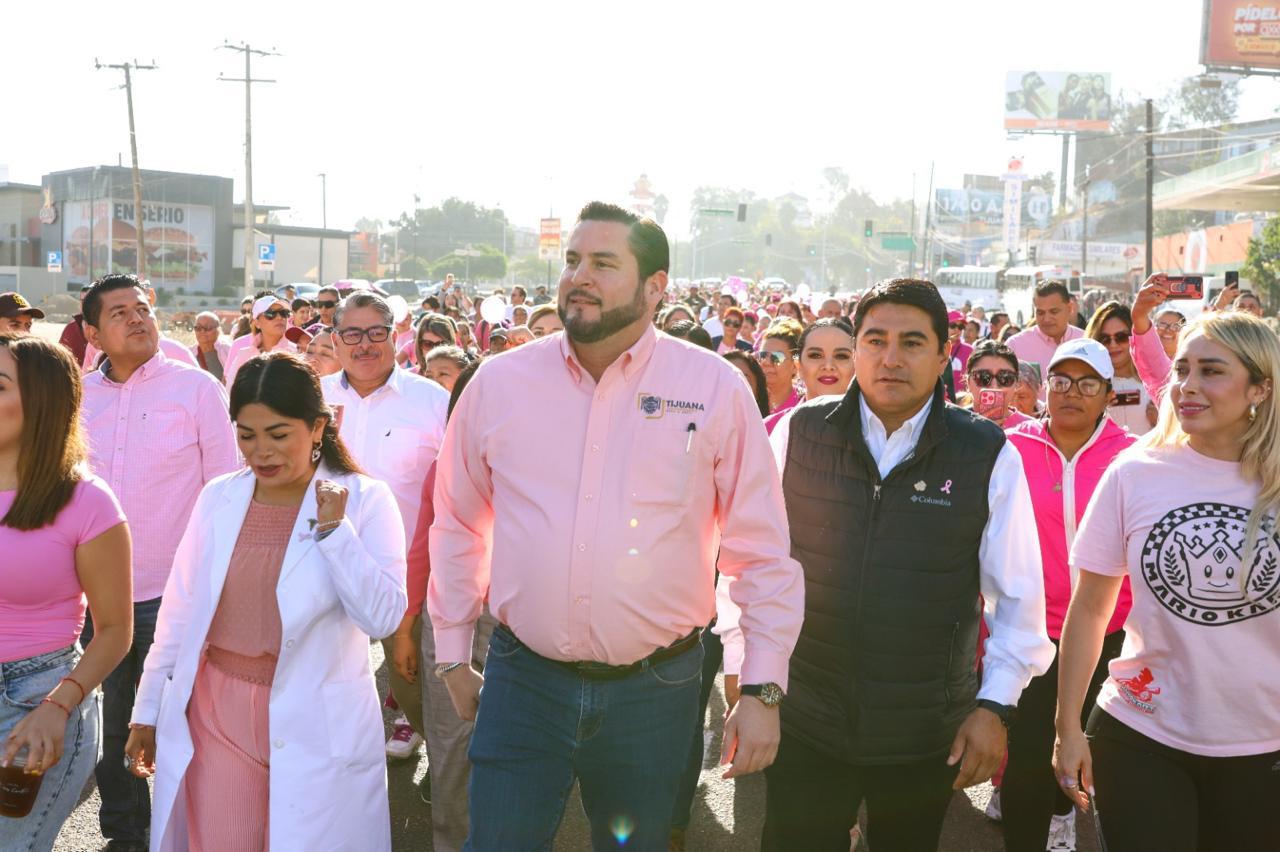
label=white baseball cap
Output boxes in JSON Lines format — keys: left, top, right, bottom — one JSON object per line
{"left": 1047, "top": 337, "right": 1115, "bottom": 382}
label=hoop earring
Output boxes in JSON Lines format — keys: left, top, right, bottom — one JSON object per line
{"left": 311, "top": 442, "right": 322, "bottom": 463}
{"left": 1249, "top": 403, "right": 1258, "bottom": 422}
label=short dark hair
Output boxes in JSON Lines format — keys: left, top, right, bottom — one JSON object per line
{"left": 687, "top": 326, "right": 714, "bottom": 350}
{"left": 291, "top": 298, "right": 312, "bottom": 312}
{"left": 576, "top": 201, "right": 669, "bottom": 282}
{"left": 967, "top": 339, "right": 1019, "bottom": 374}
{"left": 511, "top": 285, "right": 527, "bottom": 298}
{"left": 83, "top": 274, "right": 147, "bottom": 328}
{"left": 719, "top": 293, "right": 738, "bottom": 306}
{"left": 1034, "top": 280, "right": 1072, "bottom": 303}
{"left": 852, "top": 278, "right": 949, "bottom": 353}
{"left": 230, "top": 353, "right": 362, "bottom": 476}
{"left": 797, "top": 317, "right": 854, "bottom": 352}
{"left": 664, "top": 319, "right": 696, "bottom": 339}
{"left": 722, "top": 350, "right": 770, "bottom": 417}
{"left": 423, "top": 295, "right": 441, "bottom": 310}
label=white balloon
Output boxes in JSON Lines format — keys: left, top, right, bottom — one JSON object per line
{"left": 794, "top": 283, "right": 811, "bottom": 301}
{"left": 480, "top": 295, "right": 508, "bottom": 325}
{"left": 385, "top": 295, "right": 409, "bottom": 324}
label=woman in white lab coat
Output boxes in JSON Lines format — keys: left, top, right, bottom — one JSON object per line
{"left": 124, "top": 352, "right": 406, "bottom": 852}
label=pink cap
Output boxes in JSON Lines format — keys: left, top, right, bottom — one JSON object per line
{"left": 947, "top": 310, "right": 965, "bottom": 324}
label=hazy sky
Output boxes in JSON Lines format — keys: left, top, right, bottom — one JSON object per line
{"left": 5, "top": 0, "right": 1276, "bottom": 238}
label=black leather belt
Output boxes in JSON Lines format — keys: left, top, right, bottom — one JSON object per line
{"left": 495, "top": 623, "right": 702, "bottom": 681}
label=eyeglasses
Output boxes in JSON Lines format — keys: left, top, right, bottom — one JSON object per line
{"left": 970, "top": 369, "right": 1018, "bottom": 388}
{"left": 420, "top": 336, "right": 445, "bottom": 350}
{"left": 317, "top": 300, "right": 338, "bottom": 310}
{"left": 1047, "top": 374, "right": 1107, "bottom": 397}
{"left": 1156, "top": 321, "right": 1185, "bottom": 333}
{"left": 337, "top": 325, "right": 392, "bottom": 345}
{"left": 194, "top": 324, "right": 220, "bottom": 332}
{"left": 259, "top": 309, "right": 289, "bottom": 320}
{"left": 754, "top": 350, "right": 792, "bottom": 366}
{"left": 723, "top": 320, "right": 742, "bottom": 329}
{"left": 1097, "top": 331, "right": 1130, "bottom": 346}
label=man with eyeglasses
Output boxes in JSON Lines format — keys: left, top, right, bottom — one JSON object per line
{"left": 189, "top": 310, "right": 230, "bottom": 382}
{"left": 316, "top": 285, "right": 341, "bottom": 327}
{"left": 321, "top": 291, "right": 448, "bottom": 759}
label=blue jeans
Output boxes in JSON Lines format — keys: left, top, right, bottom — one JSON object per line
{"left": 671, "top": 624, "right": 724, "bottom": 830}
{"left": 81, "top": 596, "right": 161, "bottom": 845}
{"left": 465, "top": 626, "right": 703, "bottom": 852}
{"left": 0, "top": 646, "right": 100, "bottom": 852}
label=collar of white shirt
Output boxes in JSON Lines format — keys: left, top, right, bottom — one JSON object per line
{"left": 338, "top": 364, "right": 405, "bottom": 397}
{"left": 858, "top": 391, "right": 933, "bottom": 470}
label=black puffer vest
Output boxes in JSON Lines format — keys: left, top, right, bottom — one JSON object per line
{"left": 780, "top": 380, "right": 1005, "bottom": 765}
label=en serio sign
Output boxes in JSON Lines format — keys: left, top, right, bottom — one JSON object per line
{"left": 1201, "top": 0, "right": 1280, "bottom": 72}
{"left": 1004, "top": 71, "right": 1113, "bottom": 131}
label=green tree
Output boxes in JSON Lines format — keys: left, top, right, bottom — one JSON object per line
{"left": 399, "top": 256, "right": 431, "bottom": 278}
{"left": 511, "top": 255, "right": 556, "bottom": 286}
{"left": 428, "top": 244, "right": 507, "bottom": 281}
{"left": 1242, "top": 216, "right": 1280, "bottom": 309}
{"left": 392, "top": 198, "right": 511, "bottom": 264}
{"left": 1163, "top": 77, "right": 1241, "bottom": 129}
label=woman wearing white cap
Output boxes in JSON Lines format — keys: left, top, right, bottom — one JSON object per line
{"left": 222, "top": 295, "right": 296, "bottom": 389}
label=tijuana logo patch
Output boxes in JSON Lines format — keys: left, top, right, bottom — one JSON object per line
{"left": 1140, "top": 502, "right": 1280, "bottom": 625}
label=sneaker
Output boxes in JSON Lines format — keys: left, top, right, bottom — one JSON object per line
{"left": 385, "top": 716, "right": 423, "bottom": 759}
{"left": 1046, "top": 811, "right": 1077, "bottom": 851}
{"left": 983, "top": 789, "right": 1002, "bottom": 822}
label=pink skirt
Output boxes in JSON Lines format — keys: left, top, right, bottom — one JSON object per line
{"left": 185, "top": 654, "right": 273, "bottom": 851}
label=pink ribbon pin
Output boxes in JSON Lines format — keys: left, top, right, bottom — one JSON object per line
{"left": 940, "top": 479, "right": 953, "bottom": 494}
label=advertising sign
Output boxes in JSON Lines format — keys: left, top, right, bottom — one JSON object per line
{"left": 1201, "top": 1, "right": 1280, "bottom": 72}
{"left": 538, "top": 218, "right": 561, "bottom": 261}
{"left": 61, "top": 199, "right": 215, "bottom": 292}
{"left": 935, "top": 188, "right": 1052, "bottom": 229}
{"left": 1004, "top": 71, "right": 1113, "bottom": 131}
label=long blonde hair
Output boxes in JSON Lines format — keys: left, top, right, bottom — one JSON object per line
{"left": 1143, "top": 312, "right": 1280, "bottom": 591}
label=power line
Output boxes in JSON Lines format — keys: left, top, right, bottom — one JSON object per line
{"left": 219, "top": 41, "right": 280, "bottom": 297}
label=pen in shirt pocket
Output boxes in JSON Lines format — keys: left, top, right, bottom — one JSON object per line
{"left": 685, "top": 422, "right": 696, "bottom": 454}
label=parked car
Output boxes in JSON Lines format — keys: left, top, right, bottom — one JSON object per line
{"left": 373, "top": 279, "right": 423, "bottom": 300}
{"left": 274, "top": 282, "right": 320, "bottom": 301}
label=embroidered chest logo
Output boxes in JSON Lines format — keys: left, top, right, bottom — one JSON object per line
{"left": 1140, "top": 502, "right": 1280, "bottom": 626}
{"left": 1115, "top": 667, "right": 1161, "bottom": 714}
{"left": 638, "top": 393, "right": 664, "bottom": 419}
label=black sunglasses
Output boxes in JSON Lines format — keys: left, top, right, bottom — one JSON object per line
{"left": 1097, "top": 331, "right": 1130, "bottom": 346}
{"left": 317, "top": 300, "right": 338, "bottom": 309}
{"left": 723, "top": 320, "right": 742, "bottom": 328}
{"left": 970, "top": 368, "right": 1018, "bottom": 388}
{"left": 259, "top": 309, "right": 289, "bottom": 320}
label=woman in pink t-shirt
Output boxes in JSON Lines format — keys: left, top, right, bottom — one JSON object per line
{"left": 0, "top": 335, "right": 132, "bottom": 852}
{"left": 1054, "top": 312, "right": 1280, "bottom": 851}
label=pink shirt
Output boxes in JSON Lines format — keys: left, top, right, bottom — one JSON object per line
{"left": 0, "top": 475, "right": 127, "bottom": 662}
{"left": 82, "top": 350, "right": 240, "bottom": 601}
{"left": 1071, "top": 444, "right": 1280, "bottom": 756}
{"left": 428, "top": 326, "right": 804, "bottom": 687}
{"left": 1007, "top": 324, "right": 1083, "bottom": 400}
{"left": 223, "top": 334, "right": 296, "bottom": 390}
{"left": 83, "top": 336, "right": 198, "bottom": 373}
{"left": 764, "top": 388, "right": 802, "bottom": 435}
{"left": 1130, "top": 325, "right": 1171, "bottom": 405}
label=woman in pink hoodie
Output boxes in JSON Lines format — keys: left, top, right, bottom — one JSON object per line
{"left": 1001, "top": 338, "right": 1137, "bottom": 852}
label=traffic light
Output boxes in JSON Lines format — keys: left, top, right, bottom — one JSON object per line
{"left": 737, "top": 203, "right": 747, "bottom": 222}
{"left": 941, "top": 258, "right": 950, "bottom": 267}
{"left": 1028, "top": 245, "right": 1038, "bottom": 264}
{"left": 807, "top": 245, "right": 817, "bottom": 257}
{"left": 864, "top": 219, "right": 874, "bottom": 238}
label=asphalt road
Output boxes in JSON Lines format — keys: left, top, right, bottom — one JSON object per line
{"left": 51, "top": 643, "right": 1100, "bottom": 851}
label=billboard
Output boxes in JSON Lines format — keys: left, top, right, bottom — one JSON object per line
{"left": 935, "top": 188, "right": 1053, "bottom": 230}
{"left": 1201, "top": 1, "right": 1280, "bottom": 72}
{"left": 1004, "top": 71, "right": 1113, "bottom": 131}
{"left": 62, "top": 199, "right": 214, "bottom": 292}
{"left": 538, "top": 218, "right": 561, "bottom": 261}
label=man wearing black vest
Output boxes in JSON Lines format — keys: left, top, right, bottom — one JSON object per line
{"left": 757, "top": 278, "right": 1054, "bottom": 851}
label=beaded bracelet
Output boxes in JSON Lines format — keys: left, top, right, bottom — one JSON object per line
{"left": 59, "top": 676, "right": 87, "bottom": 704}
{"left": 41, "top": 696, "right": 72, "bottom": 719}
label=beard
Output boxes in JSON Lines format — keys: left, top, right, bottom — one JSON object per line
{"left": 558, "top": 279, "right": 648, "bottom": 344}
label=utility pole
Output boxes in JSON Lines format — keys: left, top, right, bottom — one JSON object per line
{"left": 1059, "top": 134, "right": 1071, "bottom": 212}
{"left": 1145, "top": 98, "right": 1155, "bottom": 279}
{"left": 908, "top": 171, "right": 917, "bottom": 276}
{"left": 1081, "top": 164, "right": 1091, "bottom": 280}
{"left": 96, "top": 58, "right": 156, "bottom": 281}
{"left": 317, "top": 172, "right": 327, "bottom": 287}
{"left": 219, "top": 42, "right": 279, "bottom": 298}
{"left": 921, "top": 162, "right": 935, "bottom": 276}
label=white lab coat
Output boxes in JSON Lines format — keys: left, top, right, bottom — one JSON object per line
{"left": 131, "top": 464, "right": 407, "bottom": 852}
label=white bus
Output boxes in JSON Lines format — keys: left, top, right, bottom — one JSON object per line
{"left": 932, "top": 266, "right": 1006, "bottom": 312}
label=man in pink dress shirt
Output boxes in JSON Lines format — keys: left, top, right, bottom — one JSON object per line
{"left": 428, "top": 202, "right": 804, "bottom": 851}
{"left": 79, "top": 274, "right": 239, "bottom": 850}
{"left": 1006, "top": 281, "right": 1083, "bottom": 401}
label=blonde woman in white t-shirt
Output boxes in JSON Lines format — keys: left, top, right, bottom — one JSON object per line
{"left": 1053, "top": 311, "right": 1280, "bottom": 852}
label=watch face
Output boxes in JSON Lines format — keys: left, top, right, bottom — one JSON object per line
{"left": 760, "top": 683, "right": 784, "bottom": 707}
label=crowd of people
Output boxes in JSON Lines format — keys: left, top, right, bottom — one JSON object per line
{"left": 0, "top": 200, "right": 1277, "bottom": 852}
